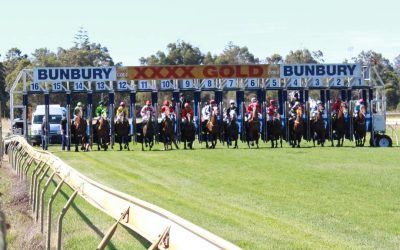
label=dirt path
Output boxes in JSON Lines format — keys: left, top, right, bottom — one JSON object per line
{"left": 0, "top": 157, "right": 44, "bottom": 250}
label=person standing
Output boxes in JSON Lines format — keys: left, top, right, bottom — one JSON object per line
{"left": 60, "top": 113, "right": 67, "bottom": 150}
{"left": 41, "top": 117, "right": 48, "bottom": 150}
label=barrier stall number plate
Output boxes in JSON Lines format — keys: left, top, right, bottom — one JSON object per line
{"left": 74, "top": 82, "right": 85, "bottom": 91}
{"left": 225, "top": 79, "right": 237, "bottom": 89}
{"left": 160, "top": 79, "right": 173, "bottom": 90}
{"left": 138, "top": 80, "right": 152, "bottom": 91}
{"left": 287, "top": 78, "right": 302, "bottom": 88}
{"left": 330, "top": 78, "right": 345, "bottom": 87}
{"left": 351, "top": 77, "right": 366, "bottom": 87}
{"left": 202, "top": 79, "right": 215, "bottom": 89}
{"left": 310, "top": 78, "right": 324, "bottom": 87}
{"left": 266, "top": 78, "right": 280, "bottom": 88}
{"left": 246, "top": 78, "right": 259, "bottom": 88}
{"left": 181, "top": 79, "right": 194, "bottom": 89}
{"left": 117, "top": 80, "right": 129, "bottom": 90}
{"left": 30, "top": 82, "right": 41, "bottom": 92}
{"left": 96, "top": 81, "right": 107, "bottom": 91}
{"left": 52, "top": 82, "right": 62, "bottom": 91}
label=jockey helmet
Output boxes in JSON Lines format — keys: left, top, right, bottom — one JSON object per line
{"left": 184, "top": 102, "right": 190, "bottom": 108}
{"left": 336, "top": 97, "right": 341, "bottom": 102}
{"left": 294, "top": 92, "right": 299, "bottom": 98}
{"left": 99, "top": 101, "right": 104, "bottom": 106}
{"left": 163, "top": 100, "right": 170, "bottom": 106}
{"left": 120, "top": 101, "right": 125, "bottom": 107}
{"left": 210, "top": 99, "right": 217, "bottom": 105}
{"left": 316, "top": 100, "right": 322, "bottom": 105}
{"left": 145, "top": 100, "right": 151, "bottom": 106}
{"left": 270, "top": 99, "right": 276, "bottom": 105}
{"left": 358, "top": 98, "right": 365, "bottom": 103}
{"left": 294, "top": 101, "right": 300, "bottom": 107}
{"left": 77, "top": 102, "right": 82, "bottom": 107}
{"left": 230, "top": 99, "right": 235, "bottom": 105}
{"left": 251, "top": 97, "right": 257, "bottom": 103}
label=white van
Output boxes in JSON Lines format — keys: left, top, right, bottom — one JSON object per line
{"left": 31, "top": 105, "right": 65, "bottom": 146}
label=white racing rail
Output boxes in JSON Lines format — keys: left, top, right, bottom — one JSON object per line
{"left": 5, "top": 136, "right": 240, "bottom": 250}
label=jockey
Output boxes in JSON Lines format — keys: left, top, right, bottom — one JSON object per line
{"left": 354, "top": 98, "right": 365, "bottom": 117}
{"left": 161, "top": 100, "right": 175, "bottom": 120}
{"left": 116, "top": 101, "right": 128, "bottom": 119}
{"left": 140, "top": 100, "right": 155, "bottom": 123}
{"left": 311, "top": 100, "right": 324, "bottom": 118}
{"left": 289, "top": 101, "right": 301, "bottom": 120}
{"left": 246, "top": 97, "right": 261, "bottom": 121}
{"left": 74, "top": 102, "right": 83, "bottom": 121}
{"left": 95, "top": 101, "right": 107, "bottom": 118}
{"left": 290, "top": 92, "right": 300, "bottom": 108}
{"left": 225, "top": 99, "right": 238, "bottom": 123}
{"left": 332, "top": 97, "right": 341, "bottom": 116}
{"left": 181, "top": 102, "right": 194, "bottom": 123}
{"left": 267, "top": 99, "right": 279, "bottom": 121}
{"left": 202, "top": 99, "right": 218, "bottom": 122}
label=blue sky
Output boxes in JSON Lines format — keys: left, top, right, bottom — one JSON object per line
{"left": 1, "top": 0, "right": 399, "bottom": 65}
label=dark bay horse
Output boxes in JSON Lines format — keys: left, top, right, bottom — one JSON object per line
{"left": 71, "top": 116, "right": 89, "bottom": 152}
{"left": 115, "top": 115, "right": 130, "bottom": 151}
{"left": 161, "top": 112, "right": 179, "bottom": 150}
{"left": 331, "top": 102, "right": 347, "bottom": 147}
{"left": 245, "top": 108, "right": 260, "bottom": 148}
{"left": 206, "top": 107, "right": 219, "bottom": 149}
{"left": 142, "top": 112, "right": 155, "bottom": 151}
{"left": 181, "top": 113, "right": 195, "bottom": 150}
{"left": 95, "top": 116, "right": 109, "bottom": 151}
{"left": 226, "top": 109, "right": 239, "bottom": 149}
{"left": 290, "top": 107, "right": 303, "bottom": 148}
{"left": 353, "top": 106, "right": 366, "bottom": 147}
{"left": 310, "top": 108, "right": 326, "bottom": 147}
{"left": 267, "top": 114, "right": 283, "bottom": 148}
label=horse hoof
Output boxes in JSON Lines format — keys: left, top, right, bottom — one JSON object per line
{"left": 297, "top": 145, "right": 300, "bottom": 148}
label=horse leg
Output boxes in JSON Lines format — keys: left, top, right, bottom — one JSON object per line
{"left": 142, "top": 138, "right": 145, "bottom": 151}
{"left": 173, "top": 139, "right": 179, "bottom": 150}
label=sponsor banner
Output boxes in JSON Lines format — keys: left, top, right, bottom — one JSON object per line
{"left": 281, "top": 64, "right": 361, "bottom": 78}
{"left": 34, "top": 67, "right": 117, "bottom": 82}
{"left": 117, "top": 64, "right": 280, "bottom": 80}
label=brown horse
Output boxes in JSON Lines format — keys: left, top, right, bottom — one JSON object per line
{"left": 331, "top": 102, "right": 347, "bottom": 147}
{"left": 181, "top": 113, "right": 195, "bottom": 150}
{"left": 310, "top": 108, "right": 326, "bottom": 147}
{"left": 161, "top": 112, "right": 179, "bottom": 150}
{"left": 245, "top": 108, "right": 260, "bottom": 148}
{"left": 142, "top": 111, "right": 155, "bottom": 151}
{"left": 226, "top": 109, "right": 239, "bottom": 149}
{"left": 95, "top": 116, "right": 109, "bottom": 151}
{"left": 353, "top": 106, "right": 366, "bottom": 147}
{"left": 71, "top": 116, "right": 89, "bottom": 152}
{"left": 290, "top": 106, "right": 303, "bottom": 148}
{"left": 115, "top": 115, "right": 130, "bottom": 151}
{"left": 206, "top": 107, "right": 219, "bottom": 149}
{"left": 267, "top": 114, "right": 283, "bottom": 148}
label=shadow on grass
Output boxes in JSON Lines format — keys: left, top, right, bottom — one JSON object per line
{"left": 57, "top": 183, "right": 150, "bottom": 249}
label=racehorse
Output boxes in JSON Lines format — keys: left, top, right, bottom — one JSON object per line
{"left": 245, "top": 107, "right": 260, "bottom": 148}
{"left": 142, "top": 111, "right": 155, "bottom": 151}
{"left": 225, "top": 109, "right": 239, "bottom": 149}
{"left": 115, "top": 115, "right": 130, "bottom": 151}
{"left": 331, "top": 102, "right": 347, "bottom": 147}
{"left": 353, "top": 105, "right": 366, "bottom": 147}
{"left": 267, "top": 114, "right": 283, "bottom": 148}
{"left": 161, "top": 111, "right": 179, "bottom": 150}
{"left": 71, "top": 116, "right": 89, "bottom": 152}
{"left": 180, "top": 113, "right": 195, "bottom": 150}
{"left": 310, "top": 108, "right": 326, "bottom": 147}
{"left": 206, "top": 107, "right": 219, "bottom": 149}
{"left": 290, "top": 106, "right": 303, "bottom": 148}
{"left": 95, "top": 116, "right": 110, "bottom": 151}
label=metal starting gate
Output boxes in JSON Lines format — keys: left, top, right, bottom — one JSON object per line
{"left": 9, "top": 64, "right": 392, "bottom": 149}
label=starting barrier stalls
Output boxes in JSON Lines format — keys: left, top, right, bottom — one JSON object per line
{"left": 10, "top": 64, "right": 391, "bottom": 149}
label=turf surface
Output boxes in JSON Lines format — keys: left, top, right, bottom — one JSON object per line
{"left": 47, "top": 139, "right": 400, "bottom": 250}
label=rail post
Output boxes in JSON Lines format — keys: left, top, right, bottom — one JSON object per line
{"left": 56, "top": 189, "right": 79, "bottom": 250}
{"left": 47, "top": 178, "right": 65, "bottom": 250}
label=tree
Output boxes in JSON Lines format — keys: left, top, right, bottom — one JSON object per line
{"left": 214, "top": 42, "right": 259, "bottom": 65}
{"left": 139, "top": 40, "right": 204, "bottom": 65}
{"left": 266, "top": 53, "right": 283, "bottom": 64}
{"left": 31, "top": 48, "right": 60, "bottom": 67}
{"left": 353, "top": 50, "right": 400, "bottom": 110}
{"left": 393, "top": 54, "right": 400, "bottom": 74}
{"left": 0, "top": 58, "right": 6, "bottom": 103}
{"left": 285, "top": 49, "right": 319, "bottom": 64}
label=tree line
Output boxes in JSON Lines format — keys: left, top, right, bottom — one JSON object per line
{"left": 1, "top": 29, "right": 399, "bottom": 119}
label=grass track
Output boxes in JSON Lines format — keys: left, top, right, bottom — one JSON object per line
{"left": 48, "top": 139, "right": 400, "bottom": 250}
